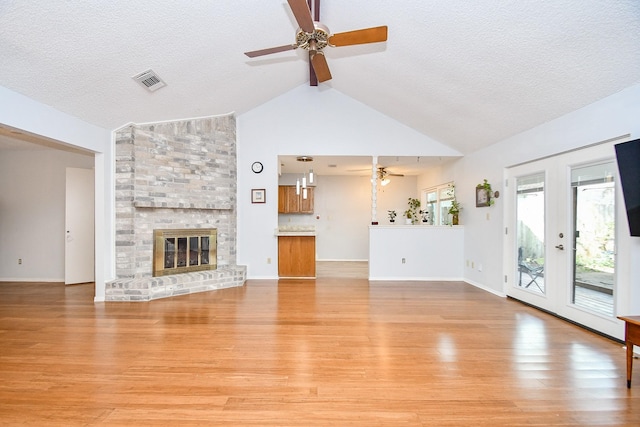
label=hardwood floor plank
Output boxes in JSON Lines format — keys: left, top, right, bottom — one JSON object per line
{"left": 1, "top": 280, "right": 639, "bottom": 426}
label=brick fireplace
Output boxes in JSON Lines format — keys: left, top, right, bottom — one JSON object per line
{"left": 106, "top": 114, "right": 246, "bottom": 301}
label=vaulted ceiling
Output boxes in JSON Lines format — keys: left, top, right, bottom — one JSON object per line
{"left": 1, "top": 0, "right": 639, "bottom": 156}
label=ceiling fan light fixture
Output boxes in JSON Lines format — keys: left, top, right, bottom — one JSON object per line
{"left": 243, "top": 0, "right": 388, "bottom": 85}
{"left": 381, "top": 178, "right": 391, "bottom": 186}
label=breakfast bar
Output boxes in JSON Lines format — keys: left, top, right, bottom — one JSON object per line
{"left": 369, "top": 225, "right": 464, "bottom": 280}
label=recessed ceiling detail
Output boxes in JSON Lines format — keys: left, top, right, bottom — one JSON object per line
{"left": 132, "top": 69, "right": 166, "bottom": 92}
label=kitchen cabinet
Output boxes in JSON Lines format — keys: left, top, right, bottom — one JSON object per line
{"left": 278, "top": 235, "right": 316, "bottom": 278}
{"left": 278, "top": 186, "right": 314, "bottom": 214}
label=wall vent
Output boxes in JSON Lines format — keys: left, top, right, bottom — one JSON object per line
{"left": 132, "top": 69, "right": 166, "bottom": 92}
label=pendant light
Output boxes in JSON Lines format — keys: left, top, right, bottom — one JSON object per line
{"left": 296, "top": 156, "right": 314, "bottom": 199}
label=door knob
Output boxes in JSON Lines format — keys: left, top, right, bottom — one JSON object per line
{"left": 555, "top": 244, "right": 564, "bottom": 250}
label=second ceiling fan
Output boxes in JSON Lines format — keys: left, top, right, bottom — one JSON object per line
{"left": 244, "top": 0, "right": 388, "bottom": 85}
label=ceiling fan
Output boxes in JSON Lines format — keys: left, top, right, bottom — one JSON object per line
{"left": 244, "top": 0, "right": 388, "bottom": 85}
{"left": 377, "top": 167, "right": 403, "bottom": 186}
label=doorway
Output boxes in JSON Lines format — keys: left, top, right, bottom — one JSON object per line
{"left": 505, "top": 142, "right": 622, "bottom": 338}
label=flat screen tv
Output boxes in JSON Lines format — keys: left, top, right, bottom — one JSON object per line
{"left": 615, "top": 138, "right": 640, "bottom": 237}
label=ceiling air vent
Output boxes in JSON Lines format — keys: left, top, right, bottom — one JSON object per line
{"left": 132, "top": 69, "right": 166, "bottom": 92}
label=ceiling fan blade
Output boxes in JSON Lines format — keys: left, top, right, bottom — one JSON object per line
{"left": 310, "top": 51, "right": 332, "bottom": 82}
{"left": 287, "top": 0, "right": 315, "bottom": 33}
{"left": 378, "top": 167, "right": 404, "bottom": 177}
{"left": 244, "top": 44, "right": 297, "bottom": 58}
{"left": 329, "top": 26, "right": 388, "bottom": 47}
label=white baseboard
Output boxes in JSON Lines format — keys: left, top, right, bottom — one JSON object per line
{"left": 246, "top": 275, "right": 279, "bottom": 280}
{"left": 368, "top": 277, "right": 465, "bottom": 282}
{"left": 464, "top": 278, "right": 507, "bottom": 298}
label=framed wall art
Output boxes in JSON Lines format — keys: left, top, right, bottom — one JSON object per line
{"left": 476, "top": 179, "right": 495, "bottom": 207}
{"left": 251, "top": 188, "right": 266, "bottom": 204}
{"left": 476, "top": 186, "right": 490, "bottom": 207}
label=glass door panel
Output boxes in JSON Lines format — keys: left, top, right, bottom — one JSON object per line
{"left": 516, "top": 173, "right": 546, "bottom": 294}
{"left": 570, "top": 162, "right": 616, "bottom": 317}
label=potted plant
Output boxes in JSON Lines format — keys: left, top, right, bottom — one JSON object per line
{"left": 387, "top": 210, "right": 397, "bottom": 223}
{"left": 403, "top": 209, "right": 413, "bottom": 224}
{"left": 405, "top": 197, "right": 421, "bottom": 224}
{"left": 448, "top": 200, "right": 461, "bottom": 225}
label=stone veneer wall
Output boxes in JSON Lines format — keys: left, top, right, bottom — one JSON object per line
{"left": 107, "top": 114, "right": 245, "bottom": 301}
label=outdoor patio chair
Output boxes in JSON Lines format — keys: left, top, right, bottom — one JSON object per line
{"left": 518, "top": 247, "right": 544, "bottom": 292}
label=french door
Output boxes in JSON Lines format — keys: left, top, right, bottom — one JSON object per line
{"left": 505, "top": 143, "right": 623, "bottom": 338}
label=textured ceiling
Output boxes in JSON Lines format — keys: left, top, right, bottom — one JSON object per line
{"left": 1, "top": 0, "right": 639, "bottom": 157}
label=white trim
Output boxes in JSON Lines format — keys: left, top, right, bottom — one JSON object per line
{"left": 113, "top": 111, "right": 237, "bottom": 132}
{"left": 369, "top": 277, "right": 465, "bottom": 281}
{"left": 507, "top": 134, "right": 630, "bottom": 169}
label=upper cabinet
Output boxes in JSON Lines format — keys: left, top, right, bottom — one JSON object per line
{"left": 278, "top": 186, "right": 314, "bottom": 214}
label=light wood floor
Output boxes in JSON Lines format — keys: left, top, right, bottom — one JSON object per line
{"left": 1, "top": 279, "right": 639, "bottom": 426}
{"left": 316, "top": 260, "right": 368, "bottom": 278}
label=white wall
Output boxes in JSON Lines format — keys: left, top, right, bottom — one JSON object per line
{"left": 277, "top": 173, "right": 419, "bottom": 261}
{"left": 0, "top": 86, "right": 113, "bottom": 300}
{"left": 0, "top": 150, "right": 94, "bottom": 280}
{"left": 426, "top": 83, "right": 640, "bottom": 314}
{"left": 238, "top": 85, "right": 460, "bottom": 278}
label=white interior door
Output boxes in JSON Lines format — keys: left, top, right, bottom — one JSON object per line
{"left": 505, "top": 142, "right": 623, "bottom": 339}
{"left": 65, "top": 167, "right": 95, "bottom": 285}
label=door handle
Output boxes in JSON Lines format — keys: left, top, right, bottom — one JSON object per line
{"left": 555, "top": 244, "right": 564, "bottom": 250}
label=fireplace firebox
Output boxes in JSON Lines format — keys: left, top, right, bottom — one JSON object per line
{"left": 153, "top": 229, "right": 217, "bottom": 277}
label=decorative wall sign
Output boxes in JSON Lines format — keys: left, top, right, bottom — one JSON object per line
{"left": 251, "top": 188, "right": 266, "bottom": 203}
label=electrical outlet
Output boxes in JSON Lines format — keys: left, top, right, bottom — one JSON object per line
{"left": 267, "top": 257, "right": 271, "bottom": 264}
{"left": 471, "top": 261, "right": 475, "bottom": 269}
{"left": 486, "top": 212, "right": 490, "bottom": 220}
{"left": 402, "top": 258, "right": 406, "bottom": 264}
{"left": 18, "top": 258, "right": 22, "bottom": 265}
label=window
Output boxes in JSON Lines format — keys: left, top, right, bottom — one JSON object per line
{"left": 421, "top": 182, "right": 454, "bottom": 225}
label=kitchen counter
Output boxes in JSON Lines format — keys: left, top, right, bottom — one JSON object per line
{"left": 274, "top": 225, "right": 316, "bottom": 236}
{"left": 275, "top": 225, "right": 316, "bottom": 278}
{"left": 275, "top": 230, "right": 316, "bottom": 236}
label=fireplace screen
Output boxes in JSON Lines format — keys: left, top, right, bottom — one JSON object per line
{"left": 153, "top": 229, "right": 217, "bottom": 276}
